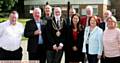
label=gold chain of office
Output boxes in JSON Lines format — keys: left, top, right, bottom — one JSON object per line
{"left": 52, "top": 18, "right": 64, "bottom": 31}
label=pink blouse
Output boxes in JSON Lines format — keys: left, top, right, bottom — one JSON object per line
{"left": 103, "top": 28, "right": 120, "bottom": 57}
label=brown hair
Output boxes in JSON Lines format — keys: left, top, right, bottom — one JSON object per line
{"left": 71, "top": 14, "right": 84, "bottom": 31}
{"left": 88, "top": 16, "right": 100, "bottom": 26}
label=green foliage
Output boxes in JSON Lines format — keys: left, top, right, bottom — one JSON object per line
{"left": 0, "top": 0, "right": 17, "bottom": 12}
{"left": 0, "top": 18, "right": 29, "bottom": 26}
{"left": 118, "top": 21, "right": 120, "bottom": 28}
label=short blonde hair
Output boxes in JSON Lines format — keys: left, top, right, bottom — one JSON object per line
{"left": 107, "top": 16, "right": 117, "bottom": 23}
{"left": 107, "top": 16, "right": 118, "bottom": 27}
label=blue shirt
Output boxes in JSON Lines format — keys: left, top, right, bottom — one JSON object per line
{"left": 36, "top": 21, "right": 43, "bottom": 44}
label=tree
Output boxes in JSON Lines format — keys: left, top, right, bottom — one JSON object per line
{"left": 16, "top": 0, "right": 24, "bottom": 18}
{"left": 0, "top": 0, "right": 24, "bottom": 18}
{"left": 0, "top": 0, "right": 17, "bottom": 12}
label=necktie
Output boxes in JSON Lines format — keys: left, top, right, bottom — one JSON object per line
{"left": 86, "top": 17, "right": 89, "bottom": 27}
{"left": 57, "top": 20, "right": 60, "bottom": 29}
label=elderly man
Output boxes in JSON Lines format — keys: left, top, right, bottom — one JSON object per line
{"left": 42, "top": 4, "right": 52, "bottom": 20}
{"left": 65, "top": 8, "right": 76, "bottom": 63}
{"left": 42, "top": 4, "right": 52, "bottom": 26}
{"left": 0, "top": 11, "right": 24, "bottom": 60}
{"left": 103, "top": 10, "right": 112, "bottom": 29}
{"left": 80, "top": 5, "right": 93, "bottom": 28}
{"left": 24, "top": 8, "right": 46, "bottom": 63}
{"left": 66, "top": 8, "right": 76, "bottom": 26}
{"left": 44, "top": 4, "right": 52, "bottom": 18}
{"left": 46, "top": 7, "right": 67, "bottom": 63}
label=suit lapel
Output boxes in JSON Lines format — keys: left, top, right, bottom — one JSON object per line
{"left": 32, "top": 19, "right": 38, "bottom": 30}
{"left": 53, "top": 17, "right": 57, "bottom": 25}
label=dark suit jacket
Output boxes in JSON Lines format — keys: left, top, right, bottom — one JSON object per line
{"left": 66, "top": 17, "right": 71, "bottom": 26}
{"left": 46, "top": 17, "right": 67, "bottom": 50}
{"left": 24, "top": 19, "right": 46, "bottom": 52}
{"left": 66, "top": 26, "right": 85, "bottom": 61}
{"left": 99, "top": 22, "right": 105, "bottom": 31}
{"left": 67, "top": 26, "right": 84, "bottom": 52}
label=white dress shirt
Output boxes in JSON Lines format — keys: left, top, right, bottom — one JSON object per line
{"left": 86, "top": 16, "right": 89, "bottom": 27}
{"left": 0, "top": 20, "right": 24, "bottom": 51}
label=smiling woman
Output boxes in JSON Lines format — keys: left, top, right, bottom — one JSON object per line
{"left": 82, "top": 15, "right": 103, "bottom": 63}
{"left": 66, "top": 14, "right": 85, "bottom": 63}
{"left": 103, "top": 16, "right": 120, "bottom": 63}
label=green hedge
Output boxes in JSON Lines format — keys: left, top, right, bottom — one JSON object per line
{"left": 0, "top": 18, "right": 29, "bottom": 26}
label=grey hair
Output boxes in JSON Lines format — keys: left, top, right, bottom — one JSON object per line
{"left": 86, "top": 5, "right": 93, "bottom": 15}
{"left": 54, "top": 7, "right": 61, "bottom": 16}
{"left": 33, "top": 7, "right": 41, "bottom": 16}
{"left": 105, "top": 10, "right": 112, "bottom": 17}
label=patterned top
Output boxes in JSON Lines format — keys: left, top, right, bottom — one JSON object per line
{"left": 103, "top": 28, "right": 120, "bottom": 57}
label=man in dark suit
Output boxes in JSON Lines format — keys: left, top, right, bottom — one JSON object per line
{"left": 24, "top": 8, "right": 46, "bottom": 63}
{"left": 66, "top": 8, "right": 76, "bottom": 26}
{"left": 65, "top": 8, "right": 76, "bottom": 63}
{"left": 46, "top": 7, "right": 67, "bottom": 63}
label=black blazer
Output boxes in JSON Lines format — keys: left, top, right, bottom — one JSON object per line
{"left": 66, "top": 17, "right": 71, "bottom": 26}
{"left": 24, "top": 19, "right": 46, "bottom": 52}
{"left": 99, "top": 22, "right": 105, "bottom": 31}
{"left": 67, "top": 26, "right": 84, "bottom": 52}
{"left": 46, "top": 17, "right": 67, "bottom": 50}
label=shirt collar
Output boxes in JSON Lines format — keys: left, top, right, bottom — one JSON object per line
{"left": 8, "top": 20, "right": 17, "bottom": 26}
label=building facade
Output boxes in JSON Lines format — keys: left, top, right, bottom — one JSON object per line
{"left": 110, "top": 0, "right": 120, "bottom": 20}
{"left": 24, "top": 0, "right": 111, "bottom": 19}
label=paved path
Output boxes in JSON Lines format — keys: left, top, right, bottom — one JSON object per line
{"left": 21, "top": 40, "right": 65, "bottom": 63}
{"left": 21, "top": 40, "right": 100, "bottom": 63}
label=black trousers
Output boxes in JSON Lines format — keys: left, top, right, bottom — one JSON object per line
{"left": 101, "top": 54, "right": 106, "bottom": 63}
{"left": 0, "top": 47, "right": 22, "bottom": 60}
{"left": 28, "top": 44, "right": 46, "bottom": 63}
{"left": 46, "top": 50, "right": 63, "bottom": 63}
{"left": 86, "top": 44, "right": 98, "bottom": 63}
{"left": 65, "top": 50, "right": 69, "bottom": 63}
{"left": 105, "top": 56, "right": 120, "bottom": 63}
{"left": 87, "top": 54, "right": 98, "bottom": 63}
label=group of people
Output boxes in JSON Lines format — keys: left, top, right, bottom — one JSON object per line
{"left": 0, "top": 4, "right": 120, "bottom": 63}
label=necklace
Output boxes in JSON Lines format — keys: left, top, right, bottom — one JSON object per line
{"left": 52, "top": 18, "right": 64, "bottom": 37}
